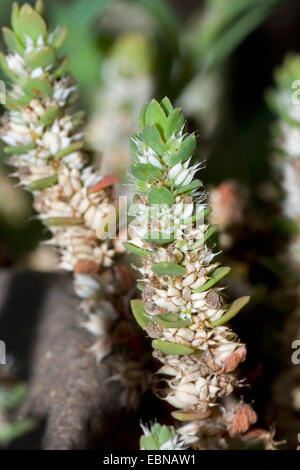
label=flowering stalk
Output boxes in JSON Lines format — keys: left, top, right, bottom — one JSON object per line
{"left": 0, "top": 2, "right": 122, "bottom": 360}
{"left": 127, "top": 97, "right": 253, "bottom": 447}
{"left": 267, "top": 55, "right": 300, "bottom": 269}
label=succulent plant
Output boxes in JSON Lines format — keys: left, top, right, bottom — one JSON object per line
{"left": 127, "top": 97, "right": 251, "bottom": 445}
{"left": 0, "top": 1, "right": 123, "bottom": 361}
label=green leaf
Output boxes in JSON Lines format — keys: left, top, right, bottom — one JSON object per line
{"left": 14, "top": 4, "right": 47, "bottom": 45}
{"left": 193, "top": 267, "right": 231, "bottom": 293}
{"left": 137, "top": 281, "right": 145, "bottom": 292}
{"left": 160, "top": 96, "right": 173, "bottom": 115}
{"left": 53, "top": 57, "right": 70, "bottom": 78}
{"left": 72, "top": 110, "right": 85, "bottom": 128}
{"left": 131, "top": 163, "right": 163, "bottom": 182}
{"left": 141, "top": 125, "right": 165, "bottom": 155}
{"left": 145, "top": 99, "right": 166, "bottom": 134}
{"left": 152, "top": 339, "right": 195, "bottom": 355}
{"left": 4, "top": 94, "right": 32, "bottom": 110}
{"left": 140, "top": 435, "right": 158, "bottom": 451}
{"left": 44, "top": 217, "right": 83, "bottom": 226}
{"left": 0, "top": 52, "right": 18, "bottom": 81}
{"left": 130, "top": 299, "right": 150, "bottom": 329}
{"left": 12, "top": 3, "right": 20, "bottom": 34}
{"left": 28, "top": 174, "right": 58, "bottom": 191}
{"left": 36, "top": 104, "right": 60, "bottom": 127}
{"left": 174, "top": 179, "right": 203, "bottom": 195}
{"left": 183, "top": 206, "right": 211, "bottom": 225}
{"left": 151, "top": 262, "right": 186, "bottom": 276}
{"left": 191, "top": 224, "right": 219, "bottom": 250}
{"left": 56, "top": 141, "right": 84, "bottom": 159}
{"left": 152, "top": 313, "right": 192, "bottom": 328}
{"left": 211, "top": 296, "right": 250, "bottom": 327}
{"left": 171, "top": 409, "right": 211, "bottom": 421}
{"left": 169, "top": 134, "right": 197, "bottom": 167}
{"left": 145, "top": 232, "right": 174, "bottom": 245}
{"left": 4, "top": 142, "right": 36, "bottom": 155}
{"left": 49, "top": 26, "right": 68, "bottom": 49}
{"left": 2, "top": 27, "right": 24, "bottom": 55}
{"left": 0, "top": 384, "right": 27, "bottom": 411}
{"left": 148, "top": 185, "right": 174, "bottom": 206}
{"left": 164, "top": 108, "right": 185, "bottom": 140}
{"left": 26, "top": 46, "right": 56, "bottom": 69}
{"left": 0, "top": 418, "right": 36, "bottom": 443}
{"left": 35, "top": 0, "right": 45, "bottom": 16}
{"left": 23, "top": 77, "right": 53, "bottom": 99}
{"left": 139, "top": 103, "right": 147, "bottom": 131}
{"left": 123, "top": 242, "right": 154, "bottom": 256}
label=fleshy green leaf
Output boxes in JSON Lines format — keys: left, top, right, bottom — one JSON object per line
{"left": 53, "top": 57, "right": 70, "bottom": 78}
{"left": 174, "top": 179, "right": 202, "bottom": 195}
{"left": 145, "top": 232, "right": 174, "bottom": 245}
{"left": 131, "top": 163, "right": 163, "bottom": 182}
{"left": 28, "top": 174, "right": 58, "bottom": 191}
{"left": 26, "top": 46, "right": 56, "bottom": 69}
{"left": 191, "top": 224, "right": 219, "bottom": 250}
{"left": 123, "top": 242, "right": 154, "bottom": 256}
{"left": 152, "top": 339, "right": 195, "bottom": 355}
{"left": 0, "top": 384, "right": 27, "bottom": 411}
{"left": 14, "top": 4, "right": 47, "bottom": 45}
{"left": 0, "top": 418, "right": 36, "bottom": 443}
{"left": 130, "top": 299, "right": 150, "bottom": 329}
{"left": 169, "top": 134, "right": 197, "bottom": 167}
{"left": 141, "top": 125, "right": 165, "bottom": 156}
{"left": 171, "top": 409, "right": 211, "bottom": 421}
{"left": 193, "top": 267, "right": 231, "bottom": 293}
{"left": 148, "top": 185, "right": 174, "bottom": 206}
{"left": 49, "top": 25, "right": 68, "bottom": 49}
{"left": 182, "top": 206, "right": 211, "bottom": 225}
{"left": 140, "top": 435, "right": 158, "bottom": 451}
{"left": 160, "top": 96, "right": 173, "bottom": 115}
{"left": 44, "top": 217, "right": 82, "bottom": 226}
{"left": 211, "top": 296, "right": 250, "bottom": 327}
{"left": 152, "top": 313, "right": 192, "bottom": 328}
{"left": 2, "top": 27, "right": 24, "bottom": 55}
{"left": 164, "top": 108, "right": 185, "bottom": 140}
{"left": 151, "top": 262, "right": 186, "bottom": 276}
{"left": 24, "top": 77, "right": 53, "bottom": 99}
{"left": 35, "top": 0, "right": 45, "bottom": 16}
{"left": 145, "top": 99, "right": 166, "bottom": 134}
{"left": 11, "top": 3, "right": 20, "bottom": 34}
{"left": 56, "top": 141, "right": 84, "bottom": 159}
{"left": 0, "top": 52, "right": 18, "bottom": 81}
{"left": 36, "top": 104, "right": 60, "bottom": 127}
{"left": 139, "top": 103, "right": 147, "bottom": 131}
{"left": 4, "top": 142, "right": 36, "bottom": 155}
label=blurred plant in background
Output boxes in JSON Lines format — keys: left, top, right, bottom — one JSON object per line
{"left": 265, "top": 54, "right": 300, "bottom": 447}
{"left": 0, "top": 367, "right": 35, "bottom": 446}
{"left": 178, "top": 0, "right": 282, "bottom": 137}
{"left": 267, "top": 55, "right": 300, "bottom": 270}
{"left": 86, "top": 32, "right": 155, "bottom": 178}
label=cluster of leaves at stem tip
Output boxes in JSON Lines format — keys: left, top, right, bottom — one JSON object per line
{"left": 140, "top": 423, "right": 185, "bottom": 450}
{"left": 1, "top": 1, "right": 70, "bottom": 112}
